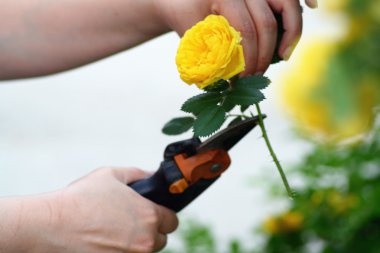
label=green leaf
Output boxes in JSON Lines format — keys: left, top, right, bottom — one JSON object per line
{"left": 229, "top": 240, "right": 242, "bottom": 253}
{"left": 225, "top": 86, "right": 265, "bottom": 106}
{"left": 222, "top": 99, "right": 235, "bottom": 112}
{"left": 240, "top": 105, "right": 249, "bottom": 112}
{"left": 236, "top": 75, "right": 270, "bottom": 90}
{"left": 181, "top": 93, "right": 224, "bottom": 115}
{"left": 203, "top": 79, "right": 229, "bottom": 92}
{"left": 193, "top": 106, "right": 226, "bottom": 137}
{"left": 162, "top": 117, "right": 195, "bottom": 135}
{"left": 223, "top": 75, "right": 269, "bottom": 106}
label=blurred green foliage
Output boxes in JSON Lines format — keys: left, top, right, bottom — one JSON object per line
{"left": 162, "top": 221, "right": 216, "bottom": 253}
{"left": 257, "top": 121, "right": 380, "bottom": 253}
{"left": 163, "top": 121, "right": 380, "bottom": 253}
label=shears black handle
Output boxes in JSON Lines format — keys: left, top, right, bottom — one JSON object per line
{"left": 128, "top": 161, "right": 218, "bottom": 212}
{"left": 128, "top": 138, "right": 220, "bottom": 212}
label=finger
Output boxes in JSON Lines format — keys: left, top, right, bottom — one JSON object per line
{"left": 156, "top": 206, "right": 179, "bottom": 234}
{"left": 269, "top": 0, "right": 302, "bottom": 61}
{"left": 154, "top": 233, "right": 168, "bottom": 252}
{"left": 245, "top": 0, "right": 278, "bottom": 74}
{"left": 111, "top": 167, "right": 151, "bottom": 184}
{"left": 215, "top": 0, "right": 258, "bottom": 75}
{"left": 305, "top": 0, "right": 318, "bottom": 8}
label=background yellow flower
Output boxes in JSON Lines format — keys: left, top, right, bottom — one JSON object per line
{"left": 281, "top": 40, "right": 379, "bottom": 144}
{"left": 263, "top": 211, "right": 304, "bottom": 235}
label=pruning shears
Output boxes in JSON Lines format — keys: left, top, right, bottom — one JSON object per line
{"left": 129, "top": 116, "right": 264, "bottom": 212}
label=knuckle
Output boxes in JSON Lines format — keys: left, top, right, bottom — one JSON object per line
{"left": 168, "top": 212, "right": 179, "bottom": 231}
{"left": 157, "top": 236, "right": 168, "bottom": 252}
{"left": 149, "top": 214, "right": 160, "bottom": 227}
{"left": 93, "top": 166, "right": 113, "bottom": 174}
{"left": 139, "top": 238, "right": 156, "bottom": 253}
{"left": 173, "top": 215, "right": 179, "bottom": 231}
{"left": 92, "top": 166, "right": 120, "bottom": 179}
{"left": 85, "top": 167, "right": 118, "bottom": 181}
{"left": 144, "top": 207, "right": 160, "bottom": 226}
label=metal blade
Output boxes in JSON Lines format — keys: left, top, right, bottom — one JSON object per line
{"left": 196, "top": 115, "right": 266, "bottom": 153}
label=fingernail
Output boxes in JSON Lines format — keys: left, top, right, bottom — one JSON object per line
{"left": 283, "top": 36, "right": 301, "bottom": 61}
{"left": 308, "top": 0, "right": 318, "bottom": 8}
{"left": 282, "top": 46, "right": 294, "bottom": 61}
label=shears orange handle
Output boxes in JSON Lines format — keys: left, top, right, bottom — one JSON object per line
{"left": 128, "top": 138, "right": 230, "bottom": 212}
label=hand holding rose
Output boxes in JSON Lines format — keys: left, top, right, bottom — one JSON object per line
{"left": 156, "top": 0, "right": 317, "bottom": 75}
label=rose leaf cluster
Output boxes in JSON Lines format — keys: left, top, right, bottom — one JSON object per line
{"left": 163, "top": 75, "right": 270, "bottom": 137}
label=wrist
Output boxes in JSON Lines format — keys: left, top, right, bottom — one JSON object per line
{"left": 117, "top": 0, "right": 172, "bottom": 47}
{"left": 151, "top": 0, "right": 172, "bottom": 33}
{"left": 0, "top": 192, "right": 64, "bottom": 253}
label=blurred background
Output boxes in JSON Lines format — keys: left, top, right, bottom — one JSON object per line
{"left": 1, "top": 0, "right": 379, "bottom": 252}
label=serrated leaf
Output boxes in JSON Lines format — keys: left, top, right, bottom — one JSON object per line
{"left": 240, "top": 105, "right": 249, "bottom": 112}
{"left": 224, "top": 76, "right": 269, "bottom": 105}
{"left": 236, "top": 75, "right": 271, "bottom": 90}
{"left": 225, "top": 87, "right": 265, "bottom": 106}
{"left": 181, "top": 93, "right": 223, "bottom": 115}
{"left": 228, "top": 116, "right": 243, "bottom": 127}
{"left": 193, "top": 106, "right": 226, "bottom": 137}
{"left": 203, "top": 79, "right": 229, "bottom": 92}
{"left": 162, "top": 117, "right": 195, "bottom": 135}
{"left": 222, "top": 99, "right": 235, "bottom": 112}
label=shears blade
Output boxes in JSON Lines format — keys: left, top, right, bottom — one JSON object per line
{"left": 196, "top": 115, "right": 265, "bottom": 153}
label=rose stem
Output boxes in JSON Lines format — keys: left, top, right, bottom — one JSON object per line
{"left": 255, "top": 103, "right": 295, "bottom": 198}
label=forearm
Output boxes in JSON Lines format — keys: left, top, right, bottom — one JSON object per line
{"left": 0, "top": 194, "right": 57, "bottom": 252}
{"left": 0, "top": 0, "right": 169, "bottom": 79}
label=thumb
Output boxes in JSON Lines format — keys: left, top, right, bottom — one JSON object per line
{"left": 112, "top": 167, "right": 152, "bottom": 184}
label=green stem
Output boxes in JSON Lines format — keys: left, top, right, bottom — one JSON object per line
{"left": 255, "top": 103, "right": 295, "bottom": 198}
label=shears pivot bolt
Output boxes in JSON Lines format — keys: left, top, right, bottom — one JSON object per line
{"left": 210, "top": 164, "right": 222, "bottom": 173}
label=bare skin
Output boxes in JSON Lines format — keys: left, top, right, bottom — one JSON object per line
{"left": 0, "top": 167, "right": 178, "bottom": 253}
{"left": 0, "top": 0, "right": 317, "bottom": 79}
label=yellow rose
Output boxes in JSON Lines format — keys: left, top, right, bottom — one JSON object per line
{"left": 176, "top": 15, "right": 245, "bottom": 89}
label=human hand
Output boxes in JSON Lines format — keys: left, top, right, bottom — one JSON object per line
{"left": 34, "top": 167, "right": 178, "bottom": 253}
{"left": 155, "top": 0, "right": 317, "bottom": 75}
